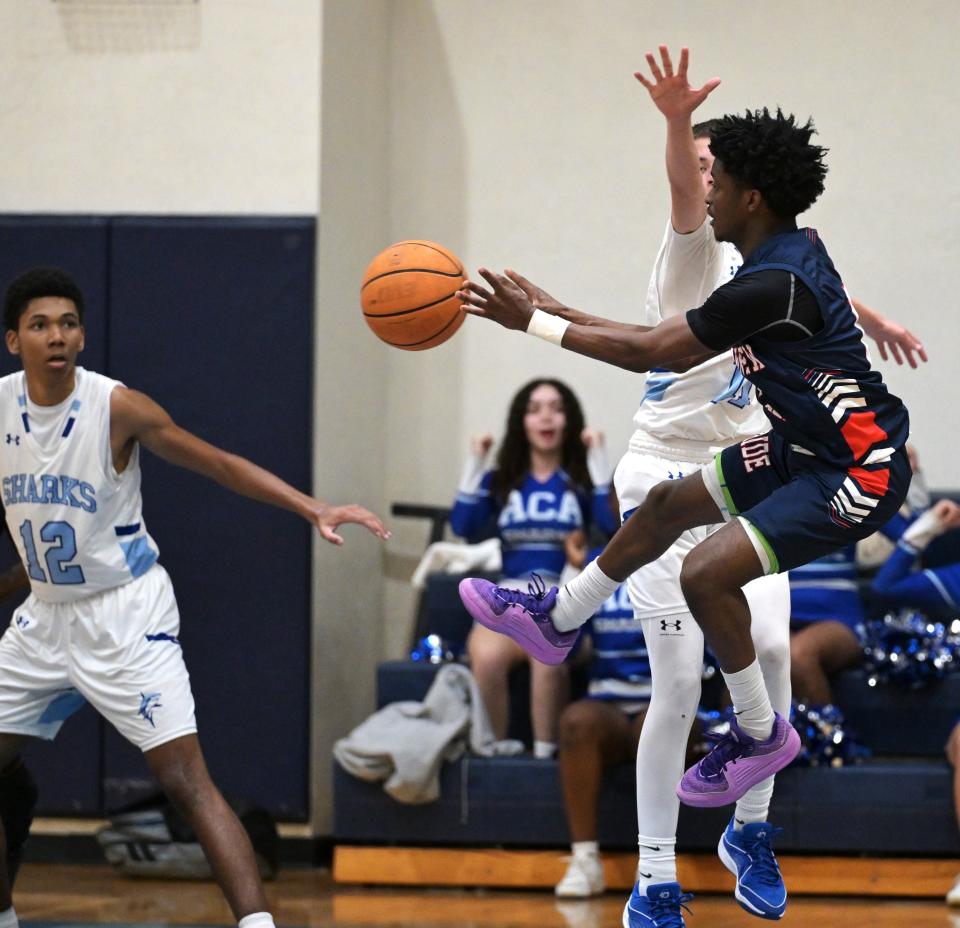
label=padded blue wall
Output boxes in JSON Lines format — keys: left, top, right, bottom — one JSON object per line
{"left": 0, "top": 215, "right": 315, "bottom": 818}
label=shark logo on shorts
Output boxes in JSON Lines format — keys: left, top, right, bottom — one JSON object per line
{"left": 138, "top": 691, "right": 162, "bottom": 728}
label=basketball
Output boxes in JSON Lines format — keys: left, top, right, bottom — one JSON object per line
{"left": 360, "top": 240, "right": 467, "bottom": 350}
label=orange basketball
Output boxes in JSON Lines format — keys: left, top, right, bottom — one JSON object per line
{"left": 360, "top": 240, "right": 467, "bottom": 350}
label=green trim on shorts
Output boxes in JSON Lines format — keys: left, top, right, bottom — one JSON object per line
{"left": 713, "top": 453, "right": 739, "bottom": 517}
{"left": 741, "top": 518, "right": 780, "bottom": 575}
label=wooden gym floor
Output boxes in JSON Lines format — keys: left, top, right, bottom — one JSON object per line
{"left": 13, "top": 862, "right": 960, "bottom": 928}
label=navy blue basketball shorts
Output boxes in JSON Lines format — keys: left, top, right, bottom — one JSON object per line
{"left": 701, "top": 431, "right": 911, "bottom": 575}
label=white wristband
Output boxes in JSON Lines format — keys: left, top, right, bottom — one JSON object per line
{"left": 587, "top": 443, "right": 612, "bottom": 486}
{"left": 526, "top": 308, "right": 571, "bottom": 346}
{"left": 901, "top": 508, "right": 944, "bottom": 552}
{"left": 457, "top": 452, "right": 488, "bottom": 495}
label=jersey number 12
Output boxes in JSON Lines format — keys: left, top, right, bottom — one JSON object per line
{"left": 19, "top": 519, "right": 85, "bottom": 585}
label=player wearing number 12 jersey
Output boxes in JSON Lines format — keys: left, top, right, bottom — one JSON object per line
{"left": 0, "top": 267, "right": 388, "bottom": 928}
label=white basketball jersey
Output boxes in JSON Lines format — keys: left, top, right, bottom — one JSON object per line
{"left": 0, "top": 367, "right": 159, "bottom": 603}
{"left": 630, "top": 219, "right": 770, "bottom": 461}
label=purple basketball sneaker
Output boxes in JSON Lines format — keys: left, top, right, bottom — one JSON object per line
{"left": 677, "top": 713, "right": 800, "bottom": 808}
{"left": 457, "top": 574, "right": 578, "bottom": 666}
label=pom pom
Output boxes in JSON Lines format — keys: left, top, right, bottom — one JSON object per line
{"left": 410, "top": 634, "right": 458, "bottom": 664}
{"left": 861, "top": 611, "right": 960, "bottom": 690}
{"left": 697, "top": 702, "right": 869, "bottom": 768}
{"left": 789, "top": 701, "right": 870, "bottom": 768}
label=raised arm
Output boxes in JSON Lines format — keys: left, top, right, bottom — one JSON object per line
{"left": 109, "top": 386, "right": 388, "bottom": 545}
{"left": 635, "top": 45, "right": 720, "bottom": 234}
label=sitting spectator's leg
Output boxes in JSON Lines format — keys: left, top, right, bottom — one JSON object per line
{"left": 466, "top": 623, "right": 525, "bottom": 740}
{"left": 556, "top": 699, "right": 639, "bottom": 897}
{"left": 530, "top": 660, "right": 571, "bottom": 759}
{"left": 789, "top": 621, "right": 862, "bottom": 705}
{"left": 946, "top": 722, "right": 960, "bottom": 906}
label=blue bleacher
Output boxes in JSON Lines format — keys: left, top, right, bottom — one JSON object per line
{"left": 334, "top": 508, "right": 960, "bottom": 856}
{"left": 335, "top": 656, "right": 960, "bottom": 853}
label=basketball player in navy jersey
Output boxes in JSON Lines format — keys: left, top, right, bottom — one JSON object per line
{"left": 456, "top": 107, "right": 910, "bottom": 836}
{"left": 542, "top": 47, "right": 924, "bottom": 926}
{"left": 0, "top": 268, "right": 389, "bottom": 928}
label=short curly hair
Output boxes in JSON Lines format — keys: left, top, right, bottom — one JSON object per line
{"left": 3, "top": 267, "right": 85, "bottom": 332}
{"left": 708, "top": 108, "right": 828, "bottom": 219}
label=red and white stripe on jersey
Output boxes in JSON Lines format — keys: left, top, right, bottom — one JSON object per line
{"left": 829, "top": 465, "right": 891, "bottom": 528}
{"left": 804, "top": 369, "right": 897, "bottom": 465}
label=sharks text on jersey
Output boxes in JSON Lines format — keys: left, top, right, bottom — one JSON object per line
{"left": 3, "top": 473, "right": 97, "bottom": 512}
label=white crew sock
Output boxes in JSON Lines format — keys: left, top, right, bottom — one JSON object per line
{"left": 533, "top": 740, "right": 557, "bottom": 759}
{"left": 723, "top": 659, "right": 775, "bottom": 740}
{"left": 238, "top": 913, "right": 275, "bottom": 928}
{"left": 734, "top": 776, "right": 775, "bottom": 828}
{"left": 572, "top": 839, "right": 599, "bottom": 859}
{"left": 636, "top": 835, "right": 677, "bottom": 891}
{"left": 552, "top": 560, "right": 620, "bottom": 632}
{"left": 0, "top": 907, "right": 19, "bottom": 928}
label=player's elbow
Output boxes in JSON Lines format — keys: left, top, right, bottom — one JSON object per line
{"left": 618, "top": 342, "right": 654, "bottom": 374}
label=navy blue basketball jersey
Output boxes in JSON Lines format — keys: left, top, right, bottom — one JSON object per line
{"left": 732, "top": 229, "right": 909, "bottom": 471}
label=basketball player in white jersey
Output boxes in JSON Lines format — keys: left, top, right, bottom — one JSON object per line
{"left": 505, "top": 47, "right": 925, "bottom": 926}
{"left": 0, "top": 267, "right": 389, "bottom": 928}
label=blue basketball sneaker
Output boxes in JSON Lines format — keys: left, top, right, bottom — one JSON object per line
{"left": 622, "top": 880, "right": 693, "bottom": 927}
{"left": 717, "top": 817, "right": 787, "bottom": 920}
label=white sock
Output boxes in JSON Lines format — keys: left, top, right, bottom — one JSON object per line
{"left": 734, "top": 776, "right": 775, "bottom": 828}
{"left": 0, "top": 907, "right": 19, "bottom": 928}
{"left": 553, "top": 561, "right": 620, "bottom": 632}
{"left": 722, "top": 659, "right": 775, "bottom": 740}
{"left": 572, "top": 839, "right": 599, "bottom": 859}
{"left": 533, "top": 740, "right": 557, "bottom": 759}
{"left": 238, "top": 913, "right": 275, "bottom": 928}
{"left": 636, "top": 835, "right": 677, "bottom": 891}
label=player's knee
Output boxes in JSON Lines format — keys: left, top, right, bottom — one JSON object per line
{"left": 755, "top": 632, "right": 790, "bottom": 675}
{"left": 678, "top": 549, "right": 716, "bottom": 612}
{"left": 155, "top": 763, "right": 211, "bottom": 815}
{"left": 653, "top": 668, "right": 701, "bottom": 717}
{"left": 643, "top": 479, "right": 680, "bottom": 526}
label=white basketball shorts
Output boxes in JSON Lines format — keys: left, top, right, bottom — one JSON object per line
{"left": 613, "top": 448, "right": 717, "bottom": 618}
{"left": 0, "top": 564, "right": 197, "bottom": 752}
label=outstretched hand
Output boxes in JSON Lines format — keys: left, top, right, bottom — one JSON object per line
{"left": 634, "top": 45, "right": 720, "bottom": 120}
{"left": 458, "top": 268, "right": 536, "bottom": 331}
{"left": 503, "top": 270, "right": 566, "bottom": 316}
{"left": 312, "top": 502, "right": 390, "bottom": 546}
{"left": 868, "top": 318, "right": 928, "bottom": 368}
